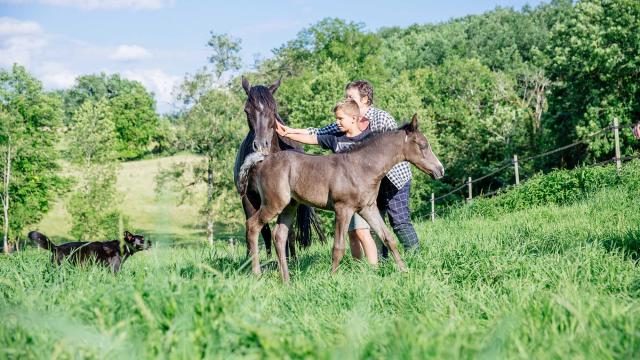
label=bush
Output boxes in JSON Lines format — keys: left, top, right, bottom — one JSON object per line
{"left": 449, "top": 160, "right": 640, "bottom": 219}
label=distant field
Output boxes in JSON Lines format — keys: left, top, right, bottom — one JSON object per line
{"left": 36, "top": 154, "right": 213, "bottom": 244}
{"left": 2, "top": 180, "right": 639, "bottom": 358}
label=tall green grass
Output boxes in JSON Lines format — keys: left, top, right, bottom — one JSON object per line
{"left": 1, "top": 178, "right": 639, "bottom": 358}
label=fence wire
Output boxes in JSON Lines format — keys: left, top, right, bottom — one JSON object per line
{"left": 432, "top": 121, "right": 638, "bottom": 206}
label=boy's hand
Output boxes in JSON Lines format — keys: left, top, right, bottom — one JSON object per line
{"left": 276, "top": 122, "right": 289, "bottom": 137}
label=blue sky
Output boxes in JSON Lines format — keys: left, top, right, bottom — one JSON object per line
{"left": 0, "top": 0, "right": 546, "bottom": 112}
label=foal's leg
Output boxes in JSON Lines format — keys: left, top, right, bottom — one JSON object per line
{"left": 243, "top": 193, "right": 272, "bottom": 258}
{"left": 246, "top": 212, "right": 263, "bottom": 275}
{"left": 247, "top": 204, "right": 282, "bottom": 276}
{"left": 272, "top": 204, "right": 298, "bottom": 283}
{"left": 358, "top": 205, "right": 407, "bottom": 272}
{"left": 331, "top": 206, "right": 354, "bottom": 273}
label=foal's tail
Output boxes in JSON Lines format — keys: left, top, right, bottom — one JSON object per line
{"left": 295, "top": 205, "right": 327, "bottom": 247}
{"left": 28, "top": 231, "right": 56, "bottom": 251}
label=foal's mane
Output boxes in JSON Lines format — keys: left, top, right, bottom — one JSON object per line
{"left": 341, "top": 122, "right": 411, "bottom": 154}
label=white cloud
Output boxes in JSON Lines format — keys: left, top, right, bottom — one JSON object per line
{"left": 38, "top": 62, "right": 78, "bottom": 88}
{"left": 0, "top": 17, "right": 182, "bottom": 113}
{"left": 0, "top": 18, "right": 46, "bottom": 67}
{"left": 0, "top": 17, "right": 42, "bottom": 36}
{"left": 121, "top": 68, "right": 180, "bottom": 111}
{"left": 110, "top": 44, "right": 152, "bottom": 61}
{"left": 0, "top": 0, "right": 174, "bottom": 10}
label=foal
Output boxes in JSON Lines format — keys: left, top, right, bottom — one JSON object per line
{"left": 240, "top": 115, "right": 444, "bottom": 282}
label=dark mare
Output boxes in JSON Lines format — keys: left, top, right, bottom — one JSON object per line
{"left": 233, "top": 77, "right": 325, "bottom": 259}
{"left": 239, "top": 114, "right": 445, "bottom": 283}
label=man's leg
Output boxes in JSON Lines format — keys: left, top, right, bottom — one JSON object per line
{"left": 377, "top": 178, "right": 419, "bottom": 257}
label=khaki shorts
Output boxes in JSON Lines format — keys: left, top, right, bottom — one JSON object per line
{"left": 348, "top": 213, "right": 370, "bottom": 232}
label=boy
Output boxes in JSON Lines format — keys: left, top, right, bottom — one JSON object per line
{"left": 276, "top": 99, "right": 378, "bottom": 265}
{"left": 308, "top": 80, "right": 419, "bottom": 257}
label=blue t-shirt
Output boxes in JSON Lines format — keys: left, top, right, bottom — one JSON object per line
{"left": 317, "top": 127, "right": 372, "bottom": 154}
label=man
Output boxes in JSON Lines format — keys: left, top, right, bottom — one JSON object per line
{"left": 307, "top": 80, "right": 420, "bottom": 255}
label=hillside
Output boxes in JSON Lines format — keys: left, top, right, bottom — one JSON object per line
{"left": 3, "top": 165, "right": 639, "bottom": 358}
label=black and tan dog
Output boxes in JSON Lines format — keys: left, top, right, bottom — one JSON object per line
{"left": 28, "top": 231, "right": 151, "bottom": 272}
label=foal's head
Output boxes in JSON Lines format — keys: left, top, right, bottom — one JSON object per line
{"left": 242, "top": 77, "right": 281, "bottom": 153}
{"left": 402, "top": 114, "right": 445, "bottom": 179}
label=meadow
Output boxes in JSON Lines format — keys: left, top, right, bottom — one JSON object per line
{"left": 1, "top": 158, "right": 639, "bottom": 359}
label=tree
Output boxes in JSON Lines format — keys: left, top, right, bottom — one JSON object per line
{"left": 207, "top": 32, "right": 243, "bottom": 79}
{"left": 63, "top": 73, "right": 161, "bottom": 160}
{"left": 157, "top": 67, "right": 245, "bottom": 245}
{"left": 0, "top": 65, "right": 66, "bottom": 252}
{"left": 66, "top": 99, "right": 124, "bottom": 240}
{"left": 278, "top": 59, "right": 349, "bottom": 133}
{"left": 546, "top": 0, "right": 640, "bottom": 162}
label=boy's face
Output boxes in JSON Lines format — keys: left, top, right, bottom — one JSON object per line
{"left": 335, "top": 109, "right": 359, "bottom": 133}
{"left": 345, "top": 88, "right": 367, "bottom": 115}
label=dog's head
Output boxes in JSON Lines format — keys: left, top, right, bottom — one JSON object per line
{"left": 124, "top": 231, "right": 151, "bottom": 252}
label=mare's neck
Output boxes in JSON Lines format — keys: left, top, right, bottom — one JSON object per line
{"left": 272, "top": 115, "right": 300, "bottom": 151}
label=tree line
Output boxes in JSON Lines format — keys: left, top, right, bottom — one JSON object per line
{"left": 1, "top": 0, "right": 638, "bottom": 249}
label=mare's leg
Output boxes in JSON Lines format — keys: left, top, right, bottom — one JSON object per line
{"left": 261, "top": 225, "right": 272, "bottom": 258}
{"left": 272, "top": 204, "right": 298, "bottom": 283}
{"left": 286, "top": 228, "right": 297, "bottom": 261}
{"left": 331, "top": 206, "right": 354, "bottom": 273}
{"left": 359, "top": 205, "right": 407, "bottom": 272}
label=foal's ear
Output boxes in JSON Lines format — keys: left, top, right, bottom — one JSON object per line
{"left": 409, "top": 113, "right": 419, "bottom": 132}
{"left": 269, "top": 78, "right": 281, "bottom": 94}
{"left": 242, "top": 76, "right": 251, "bottom": 95}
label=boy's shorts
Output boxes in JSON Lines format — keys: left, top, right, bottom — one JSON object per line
{"left": 348, "top": 213, "right": 370, "bottom": 232}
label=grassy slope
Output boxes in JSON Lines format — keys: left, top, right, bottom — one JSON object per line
{"left": 36, "top": 154, "right": 210, "bottom": 244}
{"left": 1, "top": 181, "right": 639, "bottom": 358}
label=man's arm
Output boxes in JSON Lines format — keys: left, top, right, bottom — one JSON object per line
{"left": 307, "top": 122, "right": 341, "bottom": 136}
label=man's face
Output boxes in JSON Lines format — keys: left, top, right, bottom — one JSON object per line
{"left": 346, "top": 88, "right": 367, "bottom": 115}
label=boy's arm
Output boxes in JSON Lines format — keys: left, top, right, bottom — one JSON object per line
{"left": 276, "top": 122, "right": 318, "bottom": 145}
{"left": 284, "top": 132, "right": 319, "bottom": 145}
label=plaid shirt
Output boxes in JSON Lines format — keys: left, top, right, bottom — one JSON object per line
{"left": 308, "top": 107, "right": 412, "bottom": 189}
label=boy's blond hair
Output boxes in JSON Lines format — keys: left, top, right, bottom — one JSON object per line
{"left": 332, "top": 99, "right": 360, "bottom": 117}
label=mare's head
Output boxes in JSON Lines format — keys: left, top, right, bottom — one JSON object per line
{"left": 242, "top": 77, "right": 281, "bottom": 153}
{"left": 401, "top": 114, "right": 445, "bottom": 179}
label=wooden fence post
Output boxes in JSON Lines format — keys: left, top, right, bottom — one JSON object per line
{"left": 430, "top": 193, "right": 435, "bottom": 222}
{"left": 467, "top": 177, "right": 472, "bottom": 202}
{"left": 613, "top": 118, "right": 621, "bottom": 174}
{"left": 513, "top": 154, "right": 520, "bottom": 185}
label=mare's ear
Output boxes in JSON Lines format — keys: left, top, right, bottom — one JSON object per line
{"left": 242, "top": 76, "right": 251, "bottom": 95}
{"left": 408, "top": 113, "right": 419, "bottom": 132}
{"left": 269, "top": 78, "right": 281, "bottom": 94}
{"left": 124, "top": 231, "right": 133, "bottom": 243}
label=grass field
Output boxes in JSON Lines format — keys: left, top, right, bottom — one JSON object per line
{"left": 35, "top": 154, "right": 215, "bottom": 245}
{"left": 1, "top": 158, "right": 639, "bottom": 358}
